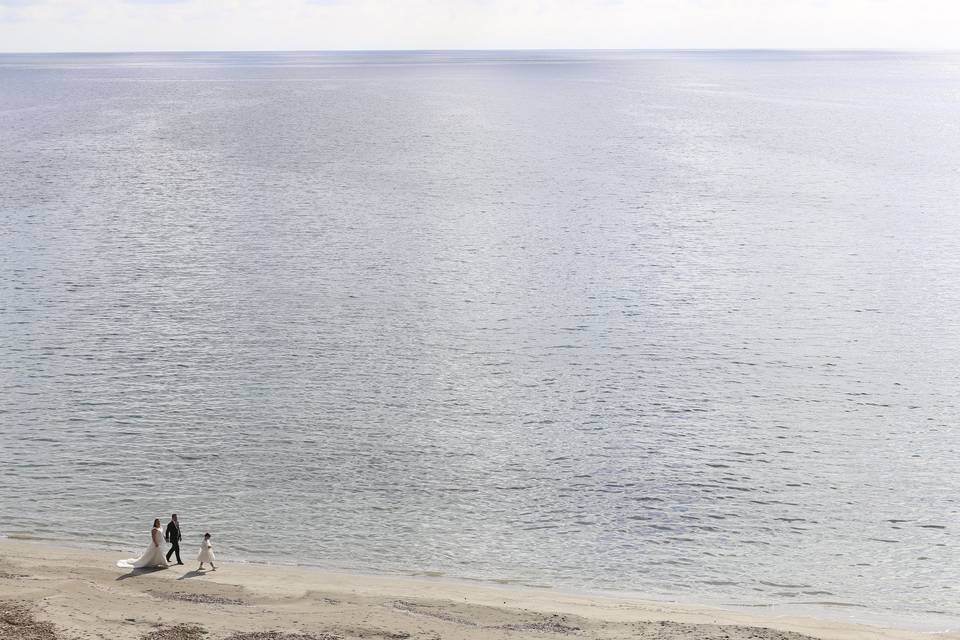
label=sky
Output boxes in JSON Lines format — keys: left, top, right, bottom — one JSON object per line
{"left": 0, "top": 0, "right": 958, "bottom": 53}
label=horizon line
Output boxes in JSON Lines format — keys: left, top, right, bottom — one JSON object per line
{"left": 1, "top": 47, "right": 958, "bottom": 56}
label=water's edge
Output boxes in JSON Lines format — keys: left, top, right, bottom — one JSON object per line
{"left": 2, "top": 532, "right": 955, "bottom": 635}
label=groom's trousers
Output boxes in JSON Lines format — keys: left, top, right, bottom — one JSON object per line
{"left": 166, "top": 540, "right": 182, "bottom": 563}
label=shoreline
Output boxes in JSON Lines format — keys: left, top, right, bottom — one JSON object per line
{"left": 3, "top": 532, "right": 956, "bottom": 633}
{"left": 1, "top": 538, "right": 956, "bottom": 640}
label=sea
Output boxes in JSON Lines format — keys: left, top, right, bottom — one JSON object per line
{"left": 1, "top": 50, "right": 958, "bottom": 630}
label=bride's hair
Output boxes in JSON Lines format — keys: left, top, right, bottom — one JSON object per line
{"left": 203, "top": 532, "right": 211, "bottom": 538}
{"left": 153, "top": 518, "right": 161, "bottom": 527}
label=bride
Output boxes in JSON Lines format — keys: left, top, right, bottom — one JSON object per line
{"left": 117, "top": 519, "right": 169, "bottom": 569}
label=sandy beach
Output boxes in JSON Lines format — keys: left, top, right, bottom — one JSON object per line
{"left": 0, "top": 539, "right": 951, "bottom": 640}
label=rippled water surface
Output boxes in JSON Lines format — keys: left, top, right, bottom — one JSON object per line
{"left": 1, "top": 50, "right": 959, "bottom": 626}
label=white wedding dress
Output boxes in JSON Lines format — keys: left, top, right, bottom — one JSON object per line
{"left": 117, "top": 526, "right": 169, "bottom": 569}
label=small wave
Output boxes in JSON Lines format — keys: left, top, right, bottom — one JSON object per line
{"left": 793, "top": 601, "right": 869, "bottom": 609}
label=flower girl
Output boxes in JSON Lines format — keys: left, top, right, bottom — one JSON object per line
{"left": 197, "top": 532, "right": 216, "bottom": 571}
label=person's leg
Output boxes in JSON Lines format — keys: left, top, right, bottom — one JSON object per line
{"left": 173, "top": 541, "right": 183, "bottom": 564}
{"left": 166, "top": 545, "right": 174, "bottom": 562}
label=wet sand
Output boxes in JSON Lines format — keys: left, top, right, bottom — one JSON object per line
{"left": 0, "top": 539, "right": 952, "bottom": 640}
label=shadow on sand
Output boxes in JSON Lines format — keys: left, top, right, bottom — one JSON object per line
{"left": 116, "top": 566, "right": 169, "bottom": 581}
{"left": 177, "top": 569, "right": 208, "bottom": 580}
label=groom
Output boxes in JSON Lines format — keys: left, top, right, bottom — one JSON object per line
{"left": 164, "top": 513, "right": 183, "bottom": 565}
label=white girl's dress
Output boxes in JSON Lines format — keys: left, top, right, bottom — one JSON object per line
{"left": 198, "top": 539, "right": 215, "bottom": 563}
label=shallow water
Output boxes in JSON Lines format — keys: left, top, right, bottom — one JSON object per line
{"left": 1, "top": 50, "right": 959, "bottom": 626}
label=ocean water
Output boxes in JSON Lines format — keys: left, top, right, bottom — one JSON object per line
{"left": 1, "top": 50, "right": 959, "bottom": 627}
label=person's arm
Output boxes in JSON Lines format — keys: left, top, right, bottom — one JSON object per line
{"left": 153, "top": 529, "right": 160, "bottom": 547}
{"left": 164, "top": 523, "right": 170, "bottom": 542}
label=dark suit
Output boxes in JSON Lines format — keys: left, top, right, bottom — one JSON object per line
{"left": 164, "top": 520, "right": 182, "bottom": 563}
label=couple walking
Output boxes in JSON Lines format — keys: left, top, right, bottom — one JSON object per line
{"left": 117, "top": 514, "right": 215, "bottom": 571}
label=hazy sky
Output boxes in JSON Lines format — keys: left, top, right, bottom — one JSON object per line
{"left": 0, "top": 0, "right": 958, "bottom": 52}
